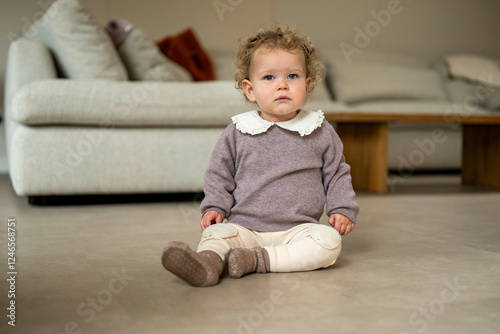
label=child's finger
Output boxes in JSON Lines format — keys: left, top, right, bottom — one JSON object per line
{"left": 201, "top": 219, "right": 210, "bottom": 230}
{"left": 342, "top": 222, "right": 354, "bottom": 235}
{"left": 339, "top": 222, "right": 347, "bottom": 235}
{"left": 346, "top": 222, "right": 354, "bottom": 234}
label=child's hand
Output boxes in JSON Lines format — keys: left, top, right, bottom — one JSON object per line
{"left": 200, "top": 210, "right": 223, "bottom": 231}
{"left": 329, "top": 213, "right": 354, "bottom": 236}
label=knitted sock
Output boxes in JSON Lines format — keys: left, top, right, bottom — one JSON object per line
{"left": 162, "top": 241, "right": 224, "bottom": 287}
{"left": 228, "top": 247, "right": 270, "bottom": 279}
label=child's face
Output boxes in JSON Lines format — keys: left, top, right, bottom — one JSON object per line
{"left": 242, "top": 46, "right": 311, "bottom": 122}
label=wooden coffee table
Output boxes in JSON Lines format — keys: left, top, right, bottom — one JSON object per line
{"left": 324, "top": 111, "right": 500, "bottom": 193}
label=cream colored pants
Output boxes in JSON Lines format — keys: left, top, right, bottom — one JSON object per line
{"left": 197, "top": 223, "right": 342, "bottom": 272}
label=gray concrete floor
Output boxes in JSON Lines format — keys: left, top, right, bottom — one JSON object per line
{"left": 0, "top": 174, "right": 499, "bottom": 334}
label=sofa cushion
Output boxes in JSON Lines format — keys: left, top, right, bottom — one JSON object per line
{"left": 486, "top": 89, "right": 500, "bottom": 110}
{"left": 11, "top": 80, "right": 252, "bottom": 126}
{"left": 118, "top": 28, "right": 192, "bottom": 81}
{"left": 445, "top": 54, "right": 500, "bottom": 87}
{"left": 329, "top": 60, "right": 448, "bottom": 104}
{"left": 433, "top": 59, "right": 497, "bottom": 108}
{"left": 321, "top": 48, "right": 428, "bottom": 69}
{"left": 444, "top": 80, "right": 481, "bottom": 106}
{"left": 26, "top": 0, "right": 127, "bottom": 80}
{"left": 350, "top": 100, "right": 495, "bottom": 116}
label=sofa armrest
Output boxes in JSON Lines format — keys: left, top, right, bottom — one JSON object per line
{"left": 5, "top": 38, "right": 58, "bottom": 117}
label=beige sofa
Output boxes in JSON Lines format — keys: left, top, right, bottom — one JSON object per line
{"left": 5, "top": 0, "right": 499, "bottom": 201}
{"left": 5, "top": 37, "right": 247, "bottom": 197}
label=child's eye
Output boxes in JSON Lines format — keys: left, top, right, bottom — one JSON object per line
{"left": 263, "top": 75, "right": 274, "bottom": 80}
{"left": 288, "top": 74, "right": 298, "bottom": 79}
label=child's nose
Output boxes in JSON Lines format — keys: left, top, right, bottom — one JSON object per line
{"left": 277, "top": 79, "right": 289, "bottom": 90}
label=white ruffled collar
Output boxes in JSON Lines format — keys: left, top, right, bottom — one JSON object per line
{"left": 231, "top": 110, "right": 325, "bottom": 136}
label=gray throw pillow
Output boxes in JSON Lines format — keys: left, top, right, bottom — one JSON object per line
{"left": 118, "top": 28, "right": 192, "bottom": 82}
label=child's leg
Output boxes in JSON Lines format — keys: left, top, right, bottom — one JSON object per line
{"left": 162, "top": 223, "right": 259, "bottom": 287}
{"left": 197, "top": 223, "right": 261, "bottom": 259}
{"left": 227, "top": 224, "right": 341, "bottom": 278}
{"left": 199, "top": 223, "right": 273, "bottom": 279}
{"left": 265, "top": 224, "right": 342, "bottom": 272}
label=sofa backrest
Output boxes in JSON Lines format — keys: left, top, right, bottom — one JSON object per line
{"left": 320, "top": 47, "right": 448, "bottom": 104}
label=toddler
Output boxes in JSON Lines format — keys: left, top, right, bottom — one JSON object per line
{"left": 162, "top": 24, "right": 359, "bottom": 287}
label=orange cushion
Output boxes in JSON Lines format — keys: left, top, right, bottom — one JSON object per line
{"left": 157, "top": 28, "right": 215, "bottom": 81}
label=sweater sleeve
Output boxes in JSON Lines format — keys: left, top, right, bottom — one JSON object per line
{"left": 322, "top": 122, "right": 360, "bottom": 223}
{"left": 200, "top": 124, "right": 237, "bottom": 219}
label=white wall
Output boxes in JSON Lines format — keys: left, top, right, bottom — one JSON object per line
{"left": 1, "top": 0, "right": 500, "bottom": 173}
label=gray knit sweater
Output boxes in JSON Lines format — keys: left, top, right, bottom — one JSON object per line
{"left": 201, "top": 110, "right": 359, "bottom": 232}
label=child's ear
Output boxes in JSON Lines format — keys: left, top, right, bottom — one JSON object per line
{"left": 306, "top": 77, "right": 312, "bottom": 94}
{"left": 242, "top": 79, "right": 256, "bottom": 102}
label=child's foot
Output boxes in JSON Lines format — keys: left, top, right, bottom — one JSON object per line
{"left": 228, "top": 247, "right": 270, "bottom": 278}
{"left": 161, "top": 242, "right": 224, "bottom": 287}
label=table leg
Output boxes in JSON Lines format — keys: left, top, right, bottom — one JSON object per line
{"left": 336, "top": 122, "right": 388, "bottom": 192}
{"left": 462, "top": 124, "right": 500, "bottom": 187}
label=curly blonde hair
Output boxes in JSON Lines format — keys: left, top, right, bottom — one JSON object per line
{"left": 235, "top": 24, "right": 325, "bottom": 98}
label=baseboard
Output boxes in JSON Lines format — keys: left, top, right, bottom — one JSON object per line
{"left": 28, "top": 192, "right": 205, "bottom": 206}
